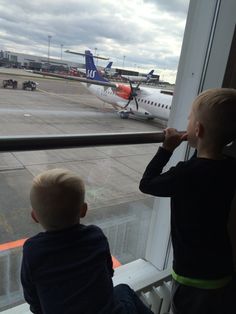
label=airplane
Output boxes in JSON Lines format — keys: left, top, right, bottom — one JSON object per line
{"left": 121, "top": 70, "right": 155, "bottom": 83}
{"left": 82, "top": 51, "right": 172, "bottom": 120}
{"left": 34, "top": 51, "right": 173, "bottom": 121}
{"left": 75, "top": 61, "right": 113, "bottom": 77}
{"left": 101, "top": 61, "right": 113, "bottom": 75}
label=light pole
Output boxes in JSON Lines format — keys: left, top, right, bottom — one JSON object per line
{"left": 47, "top": 35, "right": 52, "bottom": 68}
{"left": 60, "top": 44, "right": 63, "bottom": 60}
{"left": 94, "top": 47, "right": 98, "bottom": 65}
{"left": 122, "top": 55, "right": 126, "bottom": 68}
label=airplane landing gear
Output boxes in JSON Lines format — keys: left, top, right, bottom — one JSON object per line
{"left": 118, "top": 111, "right": 130, "bottom": 119}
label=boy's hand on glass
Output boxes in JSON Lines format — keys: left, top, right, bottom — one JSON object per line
{"left": 162, "top": 128, "right": 187, "bottom": 152}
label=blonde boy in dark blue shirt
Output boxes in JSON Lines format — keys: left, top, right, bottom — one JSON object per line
{"left": 21, "top": 168, "right": 153, "bottom": 314}
{"left": 140, "top": 88, "right": 236, "bottom": 314}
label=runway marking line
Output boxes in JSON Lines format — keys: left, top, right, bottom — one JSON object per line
{"left": 0, "top": 238, "right": 121, "bottom": 268}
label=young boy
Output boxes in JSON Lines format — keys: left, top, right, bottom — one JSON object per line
{"left": 139, "top": 88, "right": 236, "bottom": 314}
{"left": 21, "top": 168, "right": 153, "bottom": 314}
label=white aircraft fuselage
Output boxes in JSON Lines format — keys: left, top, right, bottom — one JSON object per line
{"left": 84, "top": 83, "right": 172, "bottom": 120}
{"left": 121, "top": 75, "right": 149, "bottom": 82}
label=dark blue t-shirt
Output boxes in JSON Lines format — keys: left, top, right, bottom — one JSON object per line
{"left": 140, "top": 147, "right": 236, "bottom": 279}
{"left": 21, "top": 224, "right": 115, "bottom": 314}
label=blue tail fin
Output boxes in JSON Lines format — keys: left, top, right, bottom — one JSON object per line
{"left": 105, "top": 61, "right": 113, "bottom": 70}
{"left": 146, "top": 70, "right": 154, "bottom": 81}
{"left": 85, "top": 50, "right": 108, "bottom": 82}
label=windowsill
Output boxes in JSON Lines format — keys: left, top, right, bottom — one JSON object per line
{"left": 113, "top": 258, "right": 171, "bottom": 292}
{"left": 2, "top": 259, "right": 171, "bottom": 313}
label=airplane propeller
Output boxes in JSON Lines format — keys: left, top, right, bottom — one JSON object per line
{"left": 124, "top": 80, "right": 141, "bottom": 111}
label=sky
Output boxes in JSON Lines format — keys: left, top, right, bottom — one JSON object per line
{"left": 0, "top": 0, "right": 189, "bottom": 83}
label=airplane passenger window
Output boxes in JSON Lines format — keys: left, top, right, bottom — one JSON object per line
{"left": 0, "top": 0, "right": 190, "bottom": 310}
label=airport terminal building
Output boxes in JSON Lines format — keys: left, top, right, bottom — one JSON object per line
{"left": 0, "top": 50, "right": 160, "bottom": 83}
{"left": 0, "top": 50, "right": 82, "bottom": 71}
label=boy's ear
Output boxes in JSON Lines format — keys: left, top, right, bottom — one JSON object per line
{"left": 195, "top": 121, "right": 204, "bottom": 138}
{"left": 80, "top": 202, "right": 88, "bottom": 218}
{"left": 31, "top": 209, "right": 39, "bottom": 223}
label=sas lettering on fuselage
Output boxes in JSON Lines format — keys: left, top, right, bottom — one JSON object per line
{"left": 101, "top": 88, "right": 113, "bottom": 97}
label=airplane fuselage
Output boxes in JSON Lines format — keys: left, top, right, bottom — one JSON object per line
{"left": 84, "top": 83, "right": 172, "bottom": 120}
{"left": 121, "top": 75, "right": 148, "bottom": 82}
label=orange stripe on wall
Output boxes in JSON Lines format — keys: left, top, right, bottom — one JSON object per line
{"left": 0, "top": 238, "right": 27, "bottom": 251}
{"left": 112, "top": 256, "right": 121, "bottom": 268}
{"left": 0, "top": 238, "right": 122, "bottom": 268}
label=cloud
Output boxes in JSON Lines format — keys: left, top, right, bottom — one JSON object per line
{"left": 0, "top": 0, "right": 189, "bottom": 83}
{"left": 143, "top": 0, "right": 189, "bottom": 16}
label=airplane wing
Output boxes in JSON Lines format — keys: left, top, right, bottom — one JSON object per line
{"left": 65, "top": 50, "right": 109, "bottom": 60}
{"left": 33, "top": 71, "right": 117, "bottom": 88}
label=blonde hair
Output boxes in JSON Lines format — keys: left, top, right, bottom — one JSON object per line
{"left": 30, "top": 168, "right": 85, "bottom": 230}
{"left": 194, "top": 88, "right": 236, "bottom": 146}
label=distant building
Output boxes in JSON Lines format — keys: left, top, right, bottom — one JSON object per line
{"left": 0, "top": 50, "right": 161, "bottom": 84}
{"left": 0, "top": 50, "right": 83, "bottom": 71}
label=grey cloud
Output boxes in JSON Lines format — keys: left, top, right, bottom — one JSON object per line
{"left": 143, "top": 0, "right": 189, "bottom": 16}
{"left": 0, "top": 0, "right": 187, "bottom": 81}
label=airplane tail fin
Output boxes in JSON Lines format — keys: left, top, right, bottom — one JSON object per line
{"left": 85, "top": 50, "right": 108, "bottom": 82}
{"left": 105, "top": 61, "right": 113, "bottom": 70}
{"left": 146, "top": 69, "right": 154, "bottom": 81}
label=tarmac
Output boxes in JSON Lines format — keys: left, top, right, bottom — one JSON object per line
{"left": 0, "top": 68, "right": 164, "bottom": 264}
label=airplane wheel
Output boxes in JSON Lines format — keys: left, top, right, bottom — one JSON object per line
{"left": 119, "top": 112, "right": 129, "bottom": 119}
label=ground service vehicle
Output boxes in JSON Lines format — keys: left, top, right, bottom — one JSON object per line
{"left": 2, "top": 79, "right": 18, "bottom": 89}
{"left": 22, "top": 80, "right": 37, "bottom": 91}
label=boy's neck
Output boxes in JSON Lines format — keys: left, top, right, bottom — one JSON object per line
{"left": 197, "top": 141, "right": 223, "bottom": 160}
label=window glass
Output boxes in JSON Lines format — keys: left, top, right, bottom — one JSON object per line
{"left": 0, "top": 0, "right": 189, "bottom": 309}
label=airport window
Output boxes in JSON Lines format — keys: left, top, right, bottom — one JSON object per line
{"left": 0, "top": 0, "right": 190, "bottom": 310}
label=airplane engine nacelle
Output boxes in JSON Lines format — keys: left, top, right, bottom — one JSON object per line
{"left": 115, "top": 84, "right": 131, "bottom": 100}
